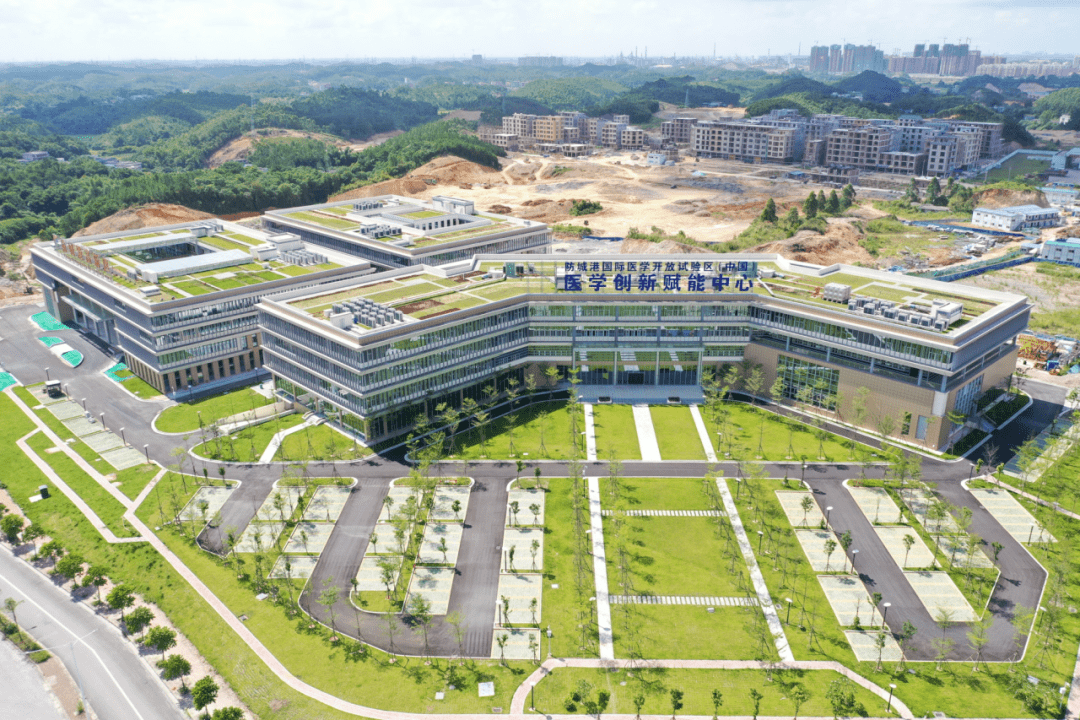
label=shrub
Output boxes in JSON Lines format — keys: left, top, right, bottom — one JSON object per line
{"left": 569, "top": 200, "right": 603, "bottom": 217}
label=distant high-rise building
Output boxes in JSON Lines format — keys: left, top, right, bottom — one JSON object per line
{"left": 888, "top": 43, "right": 983, "bottom": 76}
{"left": 518, "top": 56, "right": 563, "bottom": 67}
{"left": 808, "top": 43, "right": 886, "bottom": 74}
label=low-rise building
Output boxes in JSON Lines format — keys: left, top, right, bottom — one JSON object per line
{"left": 691, "top": 121, "right": 798, "bottom": 163}
{"left": 972, "top": 205, "right": 1061, "bottom": 232}
{"left": 1040, "top": 237, "right": 1080, "bottom": 264}
{"left": 20, "top": 151, "right": 49, "bottom": 163}
{"left": 263, "top": 195, "right": 552, "bottom": 269}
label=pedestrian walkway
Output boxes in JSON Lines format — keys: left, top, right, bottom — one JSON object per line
{"left": 586, "top": 477, "right": 614, "bottom": 659}
{"left": 258, "top": 416, "right": 319, "bottom": 463}
{"left": 601, "top": 509, "right": 722, "bottom": 517}
{"left": 631, "top": 404, "right": 661, "bottom": 461}
{"left": 688, "top": 404, "right": 718, "bottom": 463}
{"left": 714, "top": 477, "right": 794, "bottom": 661}
{"left": 583, "top": 403, "right": 597, "bottom": 461}
{"left": 609, "top": 595, "right": 757, "bottom": 607}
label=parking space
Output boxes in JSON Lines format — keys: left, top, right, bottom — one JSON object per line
{"left": 302, "top": 485, "right": 351, "bottom": 523}
{"left": 354, "top": 555, "right": 402, "bottom": 591}
{"left": 269, "top": 555, "right": 319, "bottom": 579}
{"left": 430, "top": 485, "right": 471, "bottom": 522}
{"left": 506, "top": 487, "right": 545, "bottom": 526}
{"left": 502, "top": 527, "right": 544, "bottom": 573}
{"left": 283, "top": 522, "right": 335, "bottom": 554}
{"left": 383, "top": 486, "right": 422, "bottom": 521}
{"left": 844, "top": 630, "right": 902, "bottom": 662}
{"left": 235, "top": 520, "right": 284, "bottom": 553}
{"left": 46, "top": 401, "right": 85, "bottom": 420}
{"left": 818, "top": 575, "right": 879, "bottom": 627}
{"left": 874, "top": 526, "right": 935, "bottom": 569}
{"left": 775, "top": 491, "right": 824, "bottom": 528}
{"left": 417, "top": 522, "right": 463, "bottom": 565}
{"left": 969, "top": 488, "right": 1055, "bottom": 544}
{"left": 496, "top": 573, "right": 542, "bottom": 625}
{"left": 179, "top": 486, "right": 234, "bottom": 524}
{"left": 939, "top": 537, "right": 994, "bottom": 568}
{"left": 406, "top": 566, "right": 455, "bottom": 615}
{"left": 254, "top": 487, "right": 302, "bottom": 523}
{"left": 490, "top": 627, "right": 541, "bottom": 661}
{"left": 901, "top": 488, "right": 958, "bottom": 533}
{"left": 903, "top": 571, "right": 979, "bottom": 621}
{"left": 847, "top": 485, "right": 903, "bottom": 525}
{"left": 794, "top": 528, "right": 842, "bottom": 572}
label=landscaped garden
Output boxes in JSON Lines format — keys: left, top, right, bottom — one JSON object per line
{"left": 154, "top": 387, "right": 277, "bottom": 434}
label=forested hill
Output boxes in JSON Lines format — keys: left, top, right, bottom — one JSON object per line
{"left": 0, "top": 119, "right": 500, "bottom": 245}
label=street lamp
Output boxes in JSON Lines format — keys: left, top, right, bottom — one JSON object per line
{"left": 44, "top": 367, "right": 50, "bottom": 381}
{"left": 530, "top": 681, "right": 537, "bottom": 711}
{"left": 735, "top": 478, "right": 743, "bottom": 500}
{"left": 757, "top": 530, "right": 764, "bottom": 553}
{"left": 119, "top": 427, "right": 125, "bottom": 445}
{"left": 887, "top": 683, "right": 897, "bottom": 712}
{"left": 99, "top": 412, "right": 105, "bottom": 430}
{"left": 143, "top": 444, "right": 150, "bottom": 462}
{"left": 882, "top": 602, "right": 892, "bottom": 627}
{"left": 785, "top": 597, "right": 793, "bottom": 625}
{"left": 851, "top": 549, "right": 859, "bottom": 575}
{"left": 826, "top": 505, "right": 833, "bottom": 526}
{"left": 80, "top": 397, "right": 86, "bottom": 410}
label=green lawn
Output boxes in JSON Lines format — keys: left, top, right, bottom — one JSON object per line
{"left": 366, "top": 281, "right": 444, "bottom": 304}
{"left": 599, "top": 477, "right": 713, "bottom": 511}
{"left": 273, "top": 423, "right": 371, "bottom": 462}
{"left": 452, "top": 400, "right": 586, "bottom": 460}
{"left": 650, "top": 406, "right": 708, "bottom": 460}
{"left": 611, "top": 605, "right": 775, "bottom": 660}
{"left": 605, "top": 517, "right": 742, "bottom": 596}
{"left": 23, "top": 432, "right": 139, "bottom": 538}
{"left": 542, "top": 478, "right": 599, "bottom": 658}
{"left": 135, "top": 469, "right": 531, "bottom": 714}
{"left": 114, "top": 463, "right": 159, "bottom": 500}
{"left": 532, "top": 667, "right": 893, "bottom": 718}
{"left": 154, "top": 387, "right": 277, "bottom": 434}
{"left": 115, "top": 374, "right": 163, "bottom": 399}
{"left": 591, "top": 404, "right": 641, "bottom": 460}
{"left": 703, "top": 402, "right": 878, "bottom": 462}
{"left": 193, "top": 413, "right": 305, "bottom": 462}
{"left": 750, "top": 476, "right": 1070, "bottom": 718}
{"left": 12, "top": 385, "right": 109, "bottom": 468}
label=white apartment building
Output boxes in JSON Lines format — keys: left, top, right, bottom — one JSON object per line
{"left": 691, "top": 121, "right": 798, "bottom": 162}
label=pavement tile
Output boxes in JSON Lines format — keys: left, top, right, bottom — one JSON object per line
{"left": 283, "top": 522, "right": 335, "bottom": 554}
{"left": 873, "top": 526, "right": 935, "bottom": 569}
{"left": 847, "top": 486, "right": 903, "bottom": 525}
{"left": 418, "top": 522, "right": 463, "bottom": 565}
{"left": 496, "top": 573, "right": 542, "bottom": 624}
{"left": 775, "top": 491, "right": 824, "bottom": 528}
{"left": 794, "top": 528, "right": 842, "bottom": 572}
{"left": 502, "top": 526, "right": 544, "bottom": 573}
{"left": 903, "top": 571, "right": 978, "bottom": 621}
{"left": 406, "top": 566, "right": 455, "bottom": 615}
{"left": 179, "top": 486, "right": 234, "bottom": 523}
{"left": 844, "top": 630, "right": 902, "bottom": 662}
{"left": 818, "top": 575, "right": 879, "bottom": 626}
{"left": 430, "top": 486, "right": 471, "bottom": 522}
{"left": 269, "top": 555, "right": 319, "bottom": 579}
{"left": 303, "top": 485, "right": 351, "bottom": 523}
{"left": 354, "top": 555, "right": 403, "bottom": 591}
{"left": 506, "top": 488, "right": 545, "bottom": 526}
{"left": 969, "top": 488, "right": 1055, "bottom": 544}
{"left": 490, "top": 627, "right": 541, "bottom": 661}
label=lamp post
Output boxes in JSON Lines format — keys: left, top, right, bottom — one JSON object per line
{"left": 851, "top": 549, "right": 859, "bottom": 575}
{"left": 735, "top": 478, "right": 742, "bottom": 500}
{"left": 757, "top": 530, "right": 764, "bottom": 553}
{"left": 44, "top": 367, "right": 50, "bottom": 381}
{"left": 826, "top": 505, "right": 833, "bottom": 526}
{"left": 119, "top": 427, "right": 125, "bottom": 445}
{"left": 80, "top": 397, "right": 86, "bottom": 410}
{"left": 785, "top": 598, "right": 793, "bottom": 625}
{"left": 546, "top": 625, "right": 552, "bottom": 659}
{"left": 99, "top": 412, "right": 105, "bottom": 430}
{"left": 530, "top": 681, "right": 536, "bottom": 712}
{"left": 887, "top": 683, "right": 897, "bottom": 712}
{"left": 143, "top": 444, "right": 150, "bottom": 462}
{"left": 882, "top": 602, "right": 892, "bottom": 628}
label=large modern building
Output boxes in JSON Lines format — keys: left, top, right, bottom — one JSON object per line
{"left": 263, "top": 195, "right": 551, "bottom": 269}
{"left": 31, "top": 220, "right": 377, "bottom": 395}
{"left": 257, "top": 254, "right": 1028, "bottom": 452}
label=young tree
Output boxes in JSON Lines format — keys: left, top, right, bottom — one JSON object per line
{"left": 438, "top": 536, "right": 449, "bottom": 564}
{"left": 531, "top": 538, "right": 540, "bottom": 571}
{"left": 790, "top": 685, "right": 810, "bottom": 720}
{"left": 896, "top": 620, "right": 917, "bottom": 670}
{"left": 784, "top": 206, "right": 801, "bottom": 230}
{"left": 968, "top": 617, "right": 992, "bottom": 671}
{"left": 160, "top": 654, "right": 191, "bottom": 690}
{"left": 211, "top": 708, "right": 244, "bottom": 720}
{"left": 53, "top": 553, "right": 85, "bottom": 584}
{"left": 749, "top": 689, "right": 764, "bottom": 720}
{"left": 107, "top": 585, "right": 135, "bottom": 630}
{"left": 803, "top": 192, "right": 819, "bottom": 219}
{"left": 409, "top": 592, "right": 433, "bottom": 659}
{"left": 125, "top": 606, "right": 155, "bottom": 638}
{"left": 841, "top": 183, "right": 856, "bottom": 209}
{"left": 191, "top": 676, "right": 219, "bottom": 715}
{"left": 83, "top": 564, "right": 109, "bottom": 604}
{"left": 530, "top": 503, "right": 541, "bottom": 526}
{"left": 319, "top": 576, "right": 340, "bottom": 636}
{"left": 825, "top": 677, "right": 855, "bottom": 719}
{"left": 633, "top": 693, "right": 646, "bottom": 720}
{"left": 452, "top": 499, "right": 462, "bottom": 521}
{"left": 446, "top": 610, "right": 467, "bottom": 659}
{"left": 800, "top": 495, "right": 814, "bottom": 527}
{"left": 902, "top": 533, "right": 916, "bottom": 568}
{"left": 146, "top": 625, "right": 177, "bottom": 661}
{"left": 711, "top": 689, "right": 723, "bottom": 720}
{"left": 839, "top": 530, "right": 853, "bottom": 573}
{"left": 823, "top": 538, "right": 837, "bottom": 573}
{"left": 510, "top": 500, "right": 520, "bottom": 526}
{"left": 669, "top": 689, "right": 684, "bottom": 720}
{"left": 3, "top": 597, "right": 23, "bottom": 628}
{"left": 1, "top": 514, "right": 24, "bottom": 543}
{"left": 496, "top": 632, "right": 508, "bottom": 666}
{"left": 826, "top": 190, "right": 840, "bottom": 214}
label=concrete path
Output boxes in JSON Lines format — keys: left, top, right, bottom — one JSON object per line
{"left": 631, "top": 404, "right": 661, "bottom": 461}
{"left": 258, "top": 416, "right": 319, "bottom": 463}
{"left": 610, "top": 595, "right": 758, "bottom": 607}
{"left": 601, "top": 509, "right": 723, "bottom": 517}
{"left": 586, "top": 477, "right": 615, "bottom": 659}
{"left": 714, "top": 478, "right": 794, "bottom": 661}
{"left": 509, "top": 657, "right": 914, "bottom": 718}
{"left": 689, "top": 404, "right": 719, "bottom": 463}
{"left": 16, "top": 431, "right": 145, "bottom": 544}
{"left": 583, "top": 403, "right": 597, "bottom": 461}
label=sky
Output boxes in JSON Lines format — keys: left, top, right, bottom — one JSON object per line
{"left": 0, "top": 0, "right": 1077, "bottom": 63}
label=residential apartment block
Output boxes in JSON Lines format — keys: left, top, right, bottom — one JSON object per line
{"left": 809, "top": 44, "right": 887, "bottom": 74}
{"left": 661, "top": 117, "right": 698, "bottom": 144}
{"left": 496, "top": 113, "right": 643, "bottom": 152}
{"left": 693, "top": 109, "right": 1002, "bottom": 175}
{"left": 257, "top": 253, "right": 1028, "bottom": 453}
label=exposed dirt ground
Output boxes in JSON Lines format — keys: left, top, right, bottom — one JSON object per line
{"left": 753, "top": 218, "right": 877, "bottom": 266}
{"left": 332, "top": 151, "right": 815, "bottom": 244}
{"left": 207, "top": 128, "right": 357, "bottom": 168}
{"left": 72, "top": 203, "right": 214, "bottom": 237}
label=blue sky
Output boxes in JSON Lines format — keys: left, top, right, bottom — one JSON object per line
{"left": 0, "top": 0, "right": 1075, "bottom": 62}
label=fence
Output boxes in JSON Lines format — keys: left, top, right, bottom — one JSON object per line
{"left": 911, "top": 250, "right": 1032, "bottom": 282}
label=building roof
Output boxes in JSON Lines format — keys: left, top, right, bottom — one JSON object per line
{"left": 974, "top": 205, "right": 1056, "bottom": 216}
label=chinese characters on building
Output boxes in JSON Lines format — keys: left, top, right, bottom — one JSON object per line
{"left": 560, "top": 260, "right": 756, "bottom": 293}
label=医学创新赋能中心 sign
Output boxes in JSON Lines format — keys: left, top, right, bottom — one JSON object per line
{"left": 560, "top": 260, "right": 756, "bottom": 293}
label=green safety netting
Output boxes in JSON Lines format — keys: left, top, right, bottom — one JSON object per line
{"left": 30, "top": 312, "right": 70, "bottom": 332}
{"left": 38, "top": 336, "right": 65, "bottom": 348}
{"left": 0, "top": 372, "right": 15, "bottom": 392}
{"left": 60, "top": 350, "right": 83, "bottom": 368}
{"left": 105, "top": 363, "right": 133, "bottom": 382}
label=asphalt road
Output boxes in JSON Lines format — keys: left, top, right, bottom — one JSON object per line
{"left": 0, "top": 304, "right": 1068, "bottom": 662}
{"left": 0, "top": 637, "right": 66, "bottom": 720}
{"left": 0, "top": 545, "right": 185, "bottom": 720}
